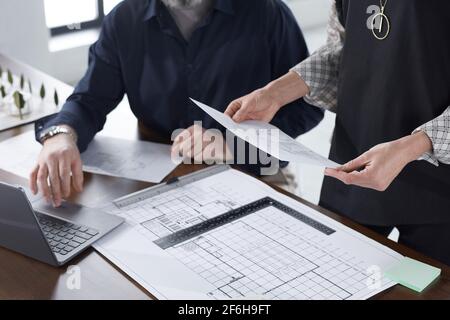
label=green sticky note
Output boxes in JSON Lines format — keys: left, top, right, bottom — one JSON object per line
{"left": 385, "top": 257, "right": 441, "bottom": 292}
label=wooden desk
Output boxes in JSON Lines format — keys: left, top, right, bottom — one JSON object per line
{"left": 0, "top": 123, "right": 449, "bottom": 300}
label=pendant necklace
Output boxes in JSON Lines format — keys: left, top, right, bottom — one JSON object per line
{"left": 372, "top": 0, "right": 390, "bottom": 40}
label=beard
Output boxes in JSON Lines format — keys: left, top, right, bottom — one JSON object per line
{"left": 161, "top": 0, "right": 209, "bottom": 9}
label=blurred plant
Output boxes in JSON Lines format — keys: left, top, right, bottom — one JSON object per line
{"left": 54, "top": 89, "right": 59, "bottom": 107}
{"left": 40, "top": 83, "right": 46, "bottom": 100}
{"left": 20, "top": 74, "right": 25, "bottom": 90}
{"left": 7, "top": 69, "right": 13, "bottom": 85}
{"left": 28, "top": 79, "right": 33, "bottom": 94}
{"left": 13, "top": 91, "right": 25, "bottom": 120}
{"left": 0, "top": 85, "right": 6, "bottom": 99}
{"left": 0, "top": 65, "right": 3, "bottom": 79}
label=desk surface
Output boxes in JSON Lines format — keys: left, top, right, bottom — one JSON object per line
{"left": 0, "top": 122, "right": 449, "bottom": 300}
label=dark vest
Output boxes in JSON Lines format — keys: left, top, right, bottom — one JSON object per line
{"left": 320, "top": 0, "right": 450, "bottom": 225}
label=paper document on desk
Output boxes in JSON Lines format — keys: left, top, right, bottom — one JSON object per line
{"left": 190, "top": 98, "right": 339, "bottom": 168}
{"left": 0, "top": 131, "right": 179, "bottom": 183}
{"left": 94, "top": 166, "right": 403, "bottom": 300}
{"left": 80, "top": 136, "right": 180, "bottom": 182}
{"left": 0, "top": 131, "right": 41, "bottom": 178}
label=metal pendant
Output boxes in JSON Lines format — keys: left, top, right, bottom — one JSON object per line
{"left": 371, "top": 12, "right": 390, "bottom": 40}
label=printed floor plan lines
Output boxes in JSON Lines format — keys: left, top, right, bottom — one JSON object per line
{"left": 111, "top": 181, "right": 252, "bottom": 241}
{"left": 96, "top": 167, "right": 403, "bottom": 300}
{"left": 162, "top": 206, "right": 364, "bottom": 300}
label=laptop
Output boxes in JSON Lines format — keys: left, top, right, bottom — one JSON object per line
{"left": 0, "top": 182, "right": 124, "bottom": 266}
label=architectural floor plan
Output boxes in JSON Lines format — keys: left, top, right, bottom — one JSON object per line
{"left": 95, "top": 166, "right": 403, "bottom": 300}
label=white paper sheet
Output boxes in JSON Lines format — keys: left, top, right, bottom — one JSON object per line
{"left": 0, "top": 130, "right": 41, "bottom": 178}
{"left": 80, "top": 136, "right": 180, "bottom": 182}
{"left": 190, "top": 98, "right": 339, "bottom": 168}
{"left": 94, "top": 167, "right": 402, "bottom": 300}
{"left": 0, "top": 130, "right": 179, "bottom": 183}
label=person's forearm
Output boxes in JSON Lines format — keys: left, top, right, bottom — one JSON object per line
{"left": 263, "top": 71, "right": 310, "bottom": 109}
{"left": 397, "top": 131, "right": 433, "bottom": 164}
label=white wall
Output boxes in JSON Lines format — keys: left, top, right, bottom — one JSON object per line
{"left": 288, "top": 0, "right": 331, "bottom": 31}
{"left": 0, "top": 0, "right": 88, "bottom": 85}
{"left": 50, "top": 41, "right": 89, "bottom": 85}
{"left": 0, "top": 0, "right": 50, "bottom": 73}
{"left": 290, "top": 0, "right": 332, "bottom": 52}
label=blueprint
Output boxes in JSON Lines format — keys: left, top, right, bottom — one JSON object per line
{"left": 94, "top": 166, "right": 403, "bottom": 300}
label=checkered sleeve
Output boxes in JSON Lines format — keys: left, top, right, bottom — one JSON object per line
{"left": 415, "top": 107, "right": 450, "bottom": 166}
{"left": 291, "top": 3, "right": 344, "bottom": 112}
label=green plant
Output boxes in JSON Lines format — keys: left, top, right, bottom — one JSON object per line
{"left": 0, "top": 65, "right": 3, "bottom": 79}
{"left": 54, "top": 89, "right": 59, "bottom": 107}
{"left": 20, "top": 74, "right": 25, "bottom": 90}
{"left": 0, "top": 85, "right": 6, "bottom": 99}
{"left": 40, "top": 83, "right": 46, "bottom": 100}
{"left": 7, "top": 69, "right": 13, "bottom": 85}
{"left": 13, "top": 91, "right": 25, "bottom": 120}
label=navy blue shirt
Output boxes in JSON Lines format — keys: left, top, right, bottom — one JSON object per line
{"left": 39, "top": 0, "right": 323, "bottom": 168}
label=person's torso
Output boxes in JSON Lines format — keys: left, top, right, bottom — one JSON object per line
{"left": 111, "top": 0, "right": 276, "bottom": 135}
{"left": 321, "top": 0, "right": 450, "bottom": 225}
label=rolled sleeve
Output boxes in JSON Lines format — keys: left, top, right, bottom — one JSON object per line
{"left": 415, "top": 107, "right": 450, "bottom": 166}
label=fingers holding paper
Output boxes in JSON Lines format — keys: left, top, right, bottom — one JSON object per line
{"left": 225, "top": 89, "right": 282, "bottom": 123}
{"left": 224, "top": 71, "right": 310, "bottom": 123}
{"left": 324, "top": 132, "right": 433, "bottom": 191}
{"left": 325, "top": 147, "right": 404, "bottom": 191}
{"left": 171, "top": 125, "right": 233, "bottom": 164}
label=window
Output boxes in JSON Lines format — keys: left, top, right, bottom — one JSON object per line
{"left": 103, "top": 0, "right": 124, "bottom": 14}
{"left": 44, "top": 0, "right": 123, "bottom": 36}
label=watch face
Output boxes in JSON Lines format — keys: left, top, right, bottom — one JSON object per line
{"left": 39, "top": 126, "right": 58, "bottom": 141}
{"left": 39, "top": 126, "right": 71, "bottom": 144}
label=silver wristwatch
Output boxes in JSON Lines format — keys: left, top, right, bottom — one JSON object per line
{"left": 38, "top": 126, "right": 76, "bottom": 144}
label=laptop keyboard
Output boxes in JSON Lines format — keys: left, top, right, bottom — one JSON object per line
{"left": 36, "top": 214, "right": 99, "bottom": 256}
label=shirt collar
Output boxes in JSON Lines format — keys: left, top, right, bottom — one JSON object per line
{"left": 143, "top": 0, "right": 159, "bottom": 21}
{"left": 143, "top": 0, "right": 235, "bottom": 21}
{"left": 214, "top": 0, "right": 235, "bottom": 16}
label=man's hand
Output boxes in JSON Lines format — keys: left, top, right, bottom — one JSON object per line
{"left": 171, "top": 125, "right": 233, "bottom": 164}
{"left": 325, "top": 132, "right": 433, "bottom": 191}
{"left": 30, "top": 131, "right": 83, "bottom": 207}
{"left": 225, "top": 71, "right": 310, "bottom": 123}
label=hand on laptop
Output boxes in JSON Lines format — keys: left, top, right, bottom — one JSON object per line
{"left": 30, "top": 131, "right": 83, "bottom": 207}
{"left": 171, "top": 124, "right": 233, "bottom": 164}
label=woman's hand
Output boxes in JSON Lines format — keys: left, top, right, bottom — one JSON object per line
{"left": 325, "top": 131, "right": 433, "bottom": 191}
{"left": 225, "top": 88, "right": 283, "bottom": 123}
{"left": 225, "top": 71, "right": 310, "bottom": 123}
